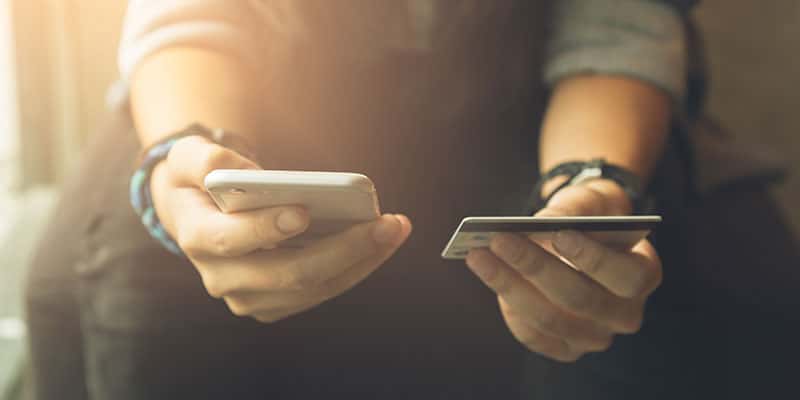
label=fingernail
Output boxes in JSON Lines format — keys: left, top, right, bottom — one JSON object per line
{"left": 553, "top": 231, "right": 581, "bottom": 258}
{"left": 276, "top": 209, "right": 306, "bottom": 234}
{"left": 372, "top": 215, "right": 400, "bottom": 244}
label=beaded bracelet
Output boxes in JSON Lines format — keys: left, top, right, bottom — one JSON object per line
{"left": 129, "top": 124, "right": 257, "bottom": 256}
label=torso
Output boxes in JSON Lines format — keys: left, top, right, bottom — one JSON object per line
{"left": 241, "top": 1, "right": 550, "bottom": 393}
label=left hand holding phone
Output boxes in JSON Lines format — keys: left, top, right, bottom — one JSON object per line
{"left": 149, "top": 135, "right": 413, "bottom": 323}
{"left": 464, "top": 179, "right": 662, "bottom": 362}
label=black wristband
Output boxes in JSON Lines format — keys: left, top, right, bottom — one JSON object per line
{"left": 527, "top": 159, "right": 646, "bottom": 214}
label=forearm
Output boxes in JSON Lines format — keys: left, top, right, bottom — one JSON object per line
{"left": 539, "top": 74, "right": 671, "bottom": 182}
{"left": 130, "top": 47, "right": 264, "bottom": 148}
{"left": 537, "top": 75, "right": 671, "bottom": 214}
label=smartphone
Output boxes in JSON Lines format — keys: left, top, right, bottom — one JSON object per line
{"left": 441, "top": 216, "right": 662, "bottom": 259}
{"left": 204, "top": 169, "right": 381, "bottom": 247}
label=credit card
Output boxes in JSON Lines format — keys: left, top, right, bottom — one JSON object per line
{"left": 441, "top": 216, "right": 661, "bottom": 260}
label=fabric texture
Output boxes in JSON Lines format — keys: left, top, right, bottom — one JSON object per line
{"left": 24, "top": 106, "right": 800, "bottom": 400}
{"left": 23, "top": 1, "right": 800, "bottom": 399}
{"left": 118, "top": 0, "right": 267, "bottom": 81}
{"left": 116, "top": 0, "right": 689, "bottom": 103}
{"left": 543, "top": 0, "right": 687, "bottom": 100}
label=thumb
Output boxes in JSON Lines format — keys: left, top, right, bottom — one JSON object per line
{"left": 166, "top": 135, "right": 261, "bottom": 189}
{"left": 535, "top": 183, "right": 610, "bottom": 218}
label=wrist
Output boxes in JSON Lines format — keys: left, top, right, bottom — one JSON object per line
{"left": 148, "top": 161, "right": 174, "bottom": 234}
{"left": 531, "top": 159, "right": 644, "bottom": 215}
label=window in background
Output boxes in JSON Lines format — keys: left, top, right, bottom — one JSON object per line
{"left": 0, "top": 0, "right": 19, "bottom": 196}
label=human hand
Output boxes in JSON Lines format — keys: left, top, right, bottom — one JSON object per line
{"left": 149, "top": 135, "right": 413, "bottom": 322}
{"left": 465, "top": 179, "right": 662, "bottom": 362}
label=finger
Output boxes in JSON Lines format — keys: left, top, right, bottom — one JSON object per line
{"left": 552, "top": 230, "right": 662, "bottom": 299}
{"left": 166, "top": 135, "right": 260, "bottom": 189}
{"left": 196, "top": 214, "right": 412, "bottom": 297}
{"left": 466, "top": 249, "right": 614, "bottom": 350}
{"left": 498, "top": 302, "right": 580, "bottom": 362}
{"left": 224, "top": 295, "right": 317, "bottom": 321}
{"left": 499, "top": 297, "right": 613, "bottom": 355}
{"left": 252, "top": 301, "right": 319, "bottom": 324}
{"left": 180, "top": 201, "right": 310, "bottom": 258}
{"left": 489, "top": 233, "right": 642, "bottom": 333}
{"left": 284, "top": 213, "right": 412, "bottom": 300}
{"left": 281, "top": 213, "right": 410, "bottom": 286}
{"left": 535, "top": 184, "right": 609, "bottom": 217}
{"left": 223, "top": 221, "right": 411, "bottom": 319}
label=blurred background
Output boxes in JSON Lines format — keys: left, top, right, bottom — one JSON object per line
{"left": 0, "top": 0, "right": 798, "bottom": 398}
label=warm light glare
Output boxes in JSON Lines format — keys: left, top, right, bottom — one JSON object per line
{"left": 0, "top": 0, "right": 18, "bottom": 180}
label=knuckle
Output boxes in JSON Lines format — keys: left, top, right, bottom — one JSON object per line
{"left": 563, "top": 288, "right": 593, "bottom": 314}
{"left": 554, "top": 351, "right": 584, "bottom": 363}
{"left": 209, "top": 230, "right": 238, "bottom": 257}
{"left": 253, "top": 314, "right": 283, "bottom": 324}
{"left": 224, "top": 298, "right": 252, "bottom": 317}
{"left": 650, "top": 264, "right": 664, "bottom": 292}
{"left": 533, "top": 309, "right": 561, "bottom": 334}
{"left": 165, "top": 137, "right": 192, "bottom": 165}
{"left": 616, "top": 316, "right": 643, "bottom": 334}
{"left": 529, "top": 342, "right": 571, "bottom": 363}
{"left": 498, "top": 298, "right": 516, "bottom": 317}
{"left": 506, "top": 241, "right": 529, "bottom": 266}
{"left": 577, "top": 244, "right": 604, "bottom": 275}
{"left": 201, "top": 144, "right": 237, "bottom": 171}
{"left": 254, "top": 212, "right": 280, "bottom": 242}
{"left": 654, "top": 265, "right": 664, "bottom": 287}
{"left": 508, "top": 317, "right": 537, "bottom": 345}
{"left": 296, "top": 272, "right": 323, "bottom": 290}
{"left": 517, "top": 330, "right": 542, "bottom": 350}
{"left": 315, "top": 276, "right": 343, "bottom": 300}
{"left": 618, "top": 271, "right": 650, "bottom": 299}
{"left": 514, "top": 324, "right": 561, "bottom": 359}
{"left": 515, "top": 326, "right": 581, "bottom": 363}
{"left": 490, "top": 271, "right": 514, "bottom": 296}
{"left": 279, "top": 263, "right": 321, "bottom": 291}
{"left": 587, "top": 335, "right": 614, "bottom": 352}
{"left": 201, "top": 275, "right": 229, "bottom": 299}
{"left": 175, "top": 226, "right": 203, "bottom": 257}
{"left": 515, "top": 250, "right": 545, "bottom": 278}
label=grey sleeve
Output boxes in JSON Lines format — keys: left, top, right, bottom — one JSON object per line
{"left": 118, "top": 0, "right": 266, "bottom": 83}
{"left": 656, "top": 0, "right": 699, "bottom": 14}
{"left": 543, "top": 0, "right": 689, "bottom": 101}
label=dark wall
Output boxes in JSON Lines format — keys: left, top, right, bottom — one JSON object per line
{"left": 696, "top": 0, "right": 800, "bottom": 233}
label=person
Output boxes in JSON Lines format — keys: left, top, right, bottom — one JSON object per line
{"left": 22, "top": 0, "right": 800, "bottom": 399}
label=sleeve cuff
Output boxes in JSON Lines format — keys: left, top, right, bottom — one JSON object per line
{"left": 118, "top": 0, "right": 265, "bottom": 84}
{"left": 543, "top": 0, "right": 688, "bottom": 102}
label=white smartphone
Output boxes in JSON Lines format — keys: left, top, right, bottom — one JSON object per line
{"left": 441, "top": 216, "right": 662, "bottom": 259}
{"left": 204, "top": 169, "right": 381, "bottom": 247}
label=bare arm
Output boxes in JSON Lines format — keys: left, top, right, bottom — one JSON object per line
{"left": 130, "top": 47, "right": 264, "bottom": 147}
{"left": 465, "top": 1, "right": 689, "bottom": 363}
{"left": 123, "top": 10, "right": 412, "bottom": 325}
{"left": 538, "top": 74, "right": 672, "bottom": 213}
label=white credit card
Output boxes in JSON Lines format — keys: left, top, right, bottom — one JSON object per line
{"left": 441, "top": 216, "right": 662, "bottom": 260}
